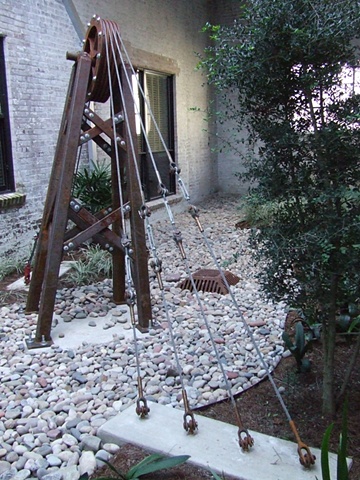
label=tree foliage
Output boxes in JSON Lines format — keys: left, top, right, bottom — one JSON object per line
{"left": 199, "top": 0, "right": 360, "bottom": 415}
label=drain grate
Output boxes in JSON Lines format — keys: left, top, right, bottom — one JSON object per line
{"left": 178, "top": 269, "right": 240, "bottom": 295}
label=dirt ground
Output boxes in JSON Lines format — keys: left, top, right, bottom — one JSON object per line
{"left": 90, "top": 314, "right": 360, "bottom": 480}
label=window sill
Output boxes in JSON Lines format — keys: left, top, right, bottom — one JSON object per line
{"left": 0, "top": 192, "right": 26, "bottom": 209}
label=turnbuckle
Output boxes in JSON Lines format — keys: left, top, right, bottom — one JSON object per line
{"left": 136, "top": 377, "right": 150, "bottom": 418}
{"left": 233, "top": 402, "right": 254, "bottom": 452}
{"left": 188, "top": 205, "right": 204, "bottom": 232}
{"left": 173, "top": 231, "right": 186, "bottom": 259}
{"left": 182, "top": 390, "right": 198, "bottom": 434}
{"left": 289, "top": 420, "right": 316, "bottom": 467}
{"left": 150, "top": 259, "right": 163, "bottom": 290}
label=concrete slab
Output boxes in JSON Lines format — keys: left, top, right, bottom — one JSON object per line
{"left": 98, "top": 401, "right": 350, "bottom": 480}
{"left": 50, "top": 309, "right": 142, "bottom": 350}
{"left": 6, "top": 261, "right": 76, "bottom": 291}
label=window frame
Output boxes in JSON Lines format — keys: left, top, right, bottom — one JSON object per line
{"left": 135, "top": 68, "right": 176, "bottom": 201}
{"left": 0, "top": 36, "right": 14, "bottom": 193}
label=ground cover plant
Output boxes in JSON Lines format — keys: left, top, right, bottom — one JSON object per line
{"left": 198, "top": 0, "right": 360, "bottom": 417}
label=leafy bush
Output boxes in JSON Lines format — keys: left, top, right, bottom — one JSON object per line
{"left": 199, "top": 0, "right": 360, "bottom": 416}
{"left": 73, "top": 160, "right": 112, "bottom": 214}
{"left": 67, "top": 245, "right": 112, "bottom": 286}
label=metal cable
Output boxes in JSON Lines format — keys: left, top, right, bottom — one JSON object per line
{"left": 103, "top": 20, "right": 127, "bottom": 231}
{"left": 108, "top": 22, "right": 161, "bottom": 195}
{"left": 114, "top": 34, "right": 174, "bottom": 168}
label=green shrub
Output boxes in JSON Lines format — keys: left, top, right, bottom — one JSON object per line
{"left": 67, "top": 245, "right": 112, "bottom": 286}
{"left": 73, "top": 160, "right": 112, "bottom": 214}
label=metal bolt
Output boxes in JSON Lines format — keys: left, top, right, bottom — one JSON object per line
{"left": 87, "top": 22, "right": 91, "bottom": 27}
{"left": 74, "top": 205, "right": 80, "bottom": 211}
{"left": 109, "top": 247, "right": 114, "bottom": 252}
{"left": 87, "top": 92, "right": 92, "bottom": 97}
{"left": 89, "top": 113, "right": 94, "bottom": 118}
{"left": 85, "top": 133, "right": 90, "bottom": 139}
{"left": 41, "top": 335, "right": 47, "bottom": 346}
{"left": 80, "top": 135, "right": 85, "bottom": 142}
{"left": 96, "top": 53, "right": 101, "bottom": 59}
{"left": 97, "top": 16, "right": 101, "bottom": 21}
{"left": 63, "top": 245, "right": 69, "bottom": 251}
{"left": 129, "top": 248, "right": 134, "bottom": 255}
{"left": 70, "top": 200, "right": 75, "bottom": 207}
{"left": 92, "top": 14, "right": 97, "bottom": 19}
{"left": 98, "top": 31, "right": 102, "bottom": 37}
{"left": 120, "top": 140, "right": 126, "bottom": 146}
{"left": 105, "top": 243, "right": 110, "bottom": 249}
{"left": 92, "top": 76, "right": 97, "bottom": 81}
{"left": 84, "top": 108, "right": 90, "bottom": 114}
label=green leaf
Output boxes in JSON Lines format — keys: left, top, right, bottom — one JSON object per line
{"left": 282, "top": 331, "right": 294, "bottom": 351}
{"left": 321, "top": 423, "right": 334, "bottom": 480}
{"left": 295, "top": 322, "right": 305, "bottom": 354}
{"left": 126, "top": 454, "right": 165, "bottom": 478}
{"left": 95, "top": 457, "right": 126, "bottom": 479}
{"left": 126, "top": 454, "right": 190, "bottom": 478}
{"left": 337, "top": 398, "right": 349, "bottom": 480}
{"left": 210, "top": 470, "right": 224, "bottom": 480}
{"left": 348, "top": 317, "right": 360, "bottom": 333}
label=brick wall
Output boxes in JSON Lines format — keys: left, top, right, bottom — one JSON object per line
{"left": 0, "top": 0, "right": 80, "bottom": 258}
{"left": 0, "top": 0, "right": 242, "bottom": 261}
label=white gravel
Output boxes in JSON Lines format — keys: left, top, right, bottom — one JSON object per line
{"left": 0, "top": 196, "right": 288, "bottom": 479}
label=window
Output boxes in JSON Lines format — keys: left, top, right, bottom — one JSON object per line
{"left": 134, "top": 70, "right": 175, "bottom": 201}
{"left": 0, "top": 37, "right": 14, "bottom": 193}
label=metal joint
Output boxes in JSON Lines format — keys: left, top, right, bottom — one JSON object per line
{"left": 173, "top": 231, "right": 186, "bottom": 259}
{"left": 238, "top": 428, "right": 254, "bottom": 452}
{"left": 158, "top": 183, "right": 169, "bottom": 196}
{"left": 289, "top": 420, "right": 316, "bottom": 468}
{"left": 125, "top": 287, "right": 136, "bottom": 306}
{"left": 136, "top": 378, "right": 150, "bottom": 418}
{"left": 139, "top": 204, "right": 151, "bottom": 219}
{"left": 182, "top": 390, "right": 198, "bottom": 434}
{"left": 170, "top": 162, "right": 181, "bottom": 174}
{"left": 150, "top": 258, "right": 162, "bottom": 274}
{"left": 121, "top": 235, "right": 131, "bottom": 249}
{"left": 188, "top": 205, "right": 204, "bottom": 232}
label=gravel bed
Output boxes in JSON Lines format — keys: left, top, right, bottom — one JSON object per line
{"left": 0, "top": 196, "right": 287, "bottom": 479}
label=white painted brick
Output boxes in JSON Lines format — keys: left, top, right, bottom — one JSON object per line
{"left": 0, "top": 0, "right": 243, "bottom": 257}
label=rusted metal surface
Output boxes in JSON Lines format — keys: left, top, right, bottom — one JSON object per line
{"left": 26, "top": 18, "right": 152, "bottom": 346}
{"left": 26, "top": 52, "right": 93, "bottom": 347}
{"left": 178, "top": 269, "right": 240, "bottom": 295}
